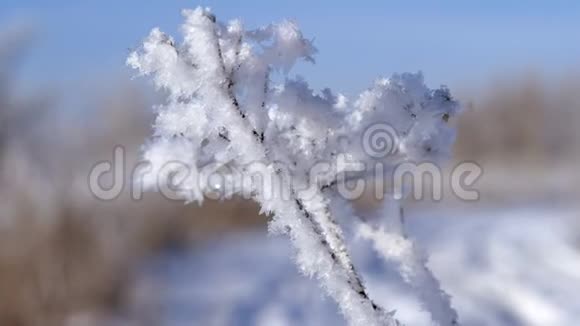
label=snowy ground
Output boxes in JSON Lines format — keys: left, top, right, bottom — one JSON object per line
{"left": 132, "top": 205, "right": 580, "bottom": 326}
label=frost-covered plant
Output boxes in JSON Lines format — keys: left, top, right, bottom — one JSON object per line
{"left": 128, "top": 7, "right": 460, "bottom": 326}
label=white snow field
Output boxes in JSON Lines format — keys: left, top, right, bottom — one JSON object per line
{"left": 134, "top": 205, "right": 580, "bottom": 326}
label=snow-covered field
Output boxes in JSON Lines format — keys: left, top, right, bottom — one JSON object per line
{"left": 134, "top": 205, "right": 580, "bottom": 326}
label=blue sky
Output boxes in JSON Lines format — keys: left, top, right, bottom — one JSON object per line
{"left": 2, "top": 0, "right": 580, "bottom": 94}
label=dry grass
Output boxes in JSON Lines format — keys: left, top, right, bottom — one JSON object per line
{"left": 455, "top": 72, "right": 580, "bottom": 164}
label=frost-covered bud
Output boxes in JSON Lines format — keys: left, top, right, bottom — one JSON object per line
{"left": 248, "top": 20, "right": 317, "bottom": 72}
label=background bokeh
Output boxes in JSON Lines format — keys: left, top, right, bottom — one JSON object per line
{"left": 1, "top": 1, "right": 579, "bottom": 325}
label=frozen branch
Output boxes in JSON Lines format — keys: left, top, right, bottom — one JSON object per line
{"left": 128, "top": 6, "right": 462, "bottom": 326}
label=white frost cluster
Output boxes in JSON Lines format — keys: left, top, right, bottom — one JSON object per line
{"left": 128, "top": 7, "right": 461, "bottom": 326}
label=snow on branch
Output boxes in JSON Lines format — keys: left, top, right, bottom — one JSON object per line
{"left": 357, "top": 199, "right": 459, "bottom": 325}
{"left": 128, "top": 6, "right": 461, "bottom": 326}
